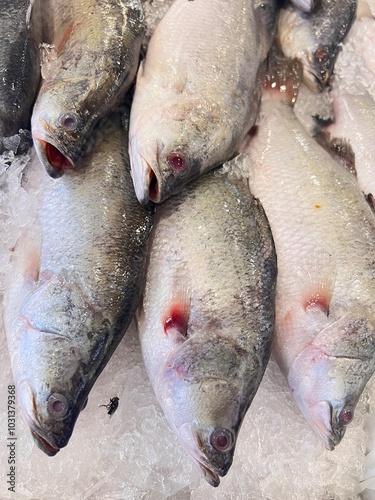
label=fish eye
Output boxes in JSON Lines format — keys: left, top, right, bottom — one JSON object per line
{"left": 210, "top": 429, "right": 234, "bottom": 453}
{"left": 58, "top": 112, "right": 79, "bottom": 131}
{"left": 167, "top": 152, "right": 187, "bottom": 173}
{"left": 339, "top": 406, "right": 354, "bottom": 426}
{"left": 47, "top": 393, "right": 69, "bottom": 418}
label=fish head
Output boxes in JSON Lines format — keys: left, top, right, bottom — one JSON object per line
{"left": 157, "top": 334, "right": 264, "bottom": 486}
{"left": 17, "top": 376, "right": 87, "bottom": 456}
{"left": 287, "top": 310, "right": 375, "bottom": 450}
{"left": 14, "top": 273, "right": 114, "bottom": 455}
{"left": 31, "top": 79, "right": 98, "bottom": 178}
{"left": 277, "top": 8, "right": 335, "bottom": 91}
{"left": 129, "top": 99, "right": 229, "bottom": 204}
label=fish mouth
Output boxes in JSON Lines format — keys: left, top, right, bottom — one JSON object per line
{"left": 294, "top": 398, "right": 344, "bottom": 450}
{"left": 129, "top": 139, "right": 161, "bottom": 204}
{"left": 304, "top": 68, "right": 329, "bottom": 93}
{"left": 30, "top": 428, "right": 60, "bottom": 456}
{"left": 177, "top": 422, "right": 226, "bottom": 487}
{"left": 33, "top": 135, "right": 74, "bottom": 178}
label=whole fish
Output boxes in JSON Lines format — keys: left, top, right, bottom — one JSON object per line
{"left": 137, "top": 170, "right": 276, "bottom": 486}
{"left": 129, "top": 0, "right": 278, "bottom": 204}
{"left": 324, "top": 92, "right": 375, "bottom": 202}
{"left": 3, "top": 109, "right": 152, "bottom": 455}
{"left": 246, "top": 54, "right": 375, "bottom": 450}
{"left": 0, "top": 0, "right": 41, "bottom": 150}
{"left": 31, "top": 0, "right": 144, "bottom": 178}
{"left": 277, "top": 0, "right": 357, "bottom": 91}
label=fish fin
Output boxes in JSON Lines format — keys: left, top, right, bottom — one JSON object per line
{"left": 263, "top": 47, "right": 303, "bottom": 106}
{"left": 11, "top": 228, "right": 42, "bottom": 284}
{"left": 314, "top": 132, "right": 357, "bottom": 177}
{"left": 296, "top": 251, "right": 336, "bottom": 318}
{"left": 162, "top": 284, "right": 191, "bottom": 342}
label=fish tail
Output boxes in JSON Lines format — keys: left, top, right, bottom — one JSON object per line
{"left": 262, "top": 46, "right": 303, "bottom": 107}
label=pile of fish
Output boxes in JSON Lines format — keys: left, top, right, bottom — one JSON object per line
{"left": 1, "top": 0, "right": 375, "bottom": 489}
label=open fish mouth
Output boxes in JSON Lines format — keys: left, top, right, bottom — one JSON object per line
{"left": 30, "top": 428, "right": 60, "bottom": 456}
{"left": 33, "top": 136, "right": 74, "bottom": 178}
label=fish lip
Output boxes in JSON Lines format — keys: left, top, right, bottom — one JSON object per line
{"left": 32, "top": 132, "right": 74, "bottom": 178}
{"left": 129, "top": 138, "right": 161, "bottom": 204}
{"left": 30, "top": 428, "right": 60, "bottom": 456}
{"left": 303, "top": 68, "right": 328, "bottom": 92}
{"left": 293, "top": 396, "right": 343, "bottom": 450}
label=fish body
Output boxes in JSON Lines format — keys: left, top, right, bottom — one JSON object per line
{"left": 326, "top": 92, "right": 375, "bottom": 200}
{"left": 129, "top": 0, "right": 278, "bottom": 204}
{"left": 4, "top": 110, "right": 152, "bottom": 455}
{"left": 137, "top": 170, "right": 276, "bottom": 486}
{"left": 31, "top": 0, "right": 144, "bottom": 177}
{"left": 0, "top": 0, "right": 41, "bottom": 148}
{"left": 246, "top": 56, "right": 375, "bottom": 450}
{"left": 277, "top": 0, "right": 357, "bottom": 90}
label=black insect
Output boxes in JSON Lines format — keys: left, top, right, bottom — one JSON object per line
{"left": 99, "top": 397, "right": 119, "bottom": 416}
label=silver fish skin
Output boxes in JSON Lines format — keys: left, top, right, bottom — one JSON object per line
{"left": 246, "top": 55, "right": 375, "bottom": 450}
{"left": 4, "top": 109, "right": 152, "bottom": 455}
{"left": 0, "top": 0, "right": 41, "bottom": 149}
{"left": 137, "top": 170, "right": 276, "bottom": 486}
{"left": 31, "top": 0, "right": 144, "bottom": 178}
{"left": 277, "top": 0, "right": 357, "bottom": 91}
{"left": 326, "top": 92, "right": 375, "bottom": 200}
{"left": 129, "top": 0, "right": 278, "bottom": 204}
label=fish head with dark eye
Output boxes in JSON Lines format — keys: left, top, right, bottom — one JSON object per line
{"left": 158, "top": 335, "right": 263, "bottom": 486}
{"left": 129, "top": 99, "right": 229, "bottom": 204}
{"left": 31, "top": 79, "right": 97, "bottom": 177}
{"left": 17, "top": 372, "right": 88, "bottom": 455}
{"left": 287, "top": 343, "right": 375, "bottom": 450}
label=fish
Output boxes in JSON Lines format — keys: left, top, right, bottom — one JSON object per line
{"left": 0, "top": 0, "right": 42, "bottom": 151}
{"left": 136, "top": 169, "right": 276, "bottom": 486}
{"left": 277, "top": 0, "right": 357, "bottom": 91}
{"left": 129, "top": 0, "right": 278, "bottom": 204}
{"left": 320, "top": 91, "right": 375, "bottom": 203}
{"left": 31, "top": 0, "right": 145, "bottom": 178}
{"left": 3, "top": 109, "right": 152, "bottom": 455}
{"left": 245, "top": 52, "right": 375, "bottom": 450}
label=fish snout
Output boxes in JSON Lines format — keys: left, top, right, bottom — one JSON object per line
{"left": 177, "top": 422, "right": 236, "bottom": 487}
{"left": 33, "top": 138, "right": 74, "bottom": 178}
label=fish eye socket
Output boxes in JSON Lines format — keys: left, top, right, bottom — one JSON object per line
{"left": 58, "top": 112, "right": 79, "bottom": 131}
{"left": 47, "top": 393, "right": 69, "bottom": 418}
{"left": 339, "top": 406, "right": 354, "bottom": 426}
{"left": 210, "top": 429, "right": 234, "bottom": 453}
{"left": 167, "top": 152, "right": 187, "bottom": 173}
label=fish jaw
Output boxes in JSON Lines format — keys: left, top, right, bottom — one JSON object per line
{"left": 177, "top": 421, "right": 228, "bottom": 487}
{"left": 129, "top": 135, "right": 155, "bottom": 204}
{"left": 33, "top": 134, "right": 74, "bottom": 178}
{"left": 287, "top": 341, "right": 374, "bottom": 450}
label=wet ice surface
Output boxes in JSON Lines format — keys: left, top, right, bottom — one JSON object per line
{"left": 1, "top": 1, "right": 375, "bottom": 498}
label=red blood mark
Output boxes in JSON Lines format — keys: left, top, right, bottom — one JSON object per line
{"left": 303, "top": 294, "right": 329, "bottom": 315}
{"left": 55, "top": 23, "right": 76, "bottom": 54}
{"left": 163, "top": 304, "right": 189, "bottom": 340}
{"left": 44, "top": 142, "right": 73, "bottom": 175}
{"left": 167, "top": 152, "right": 186, "bottom": 172}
